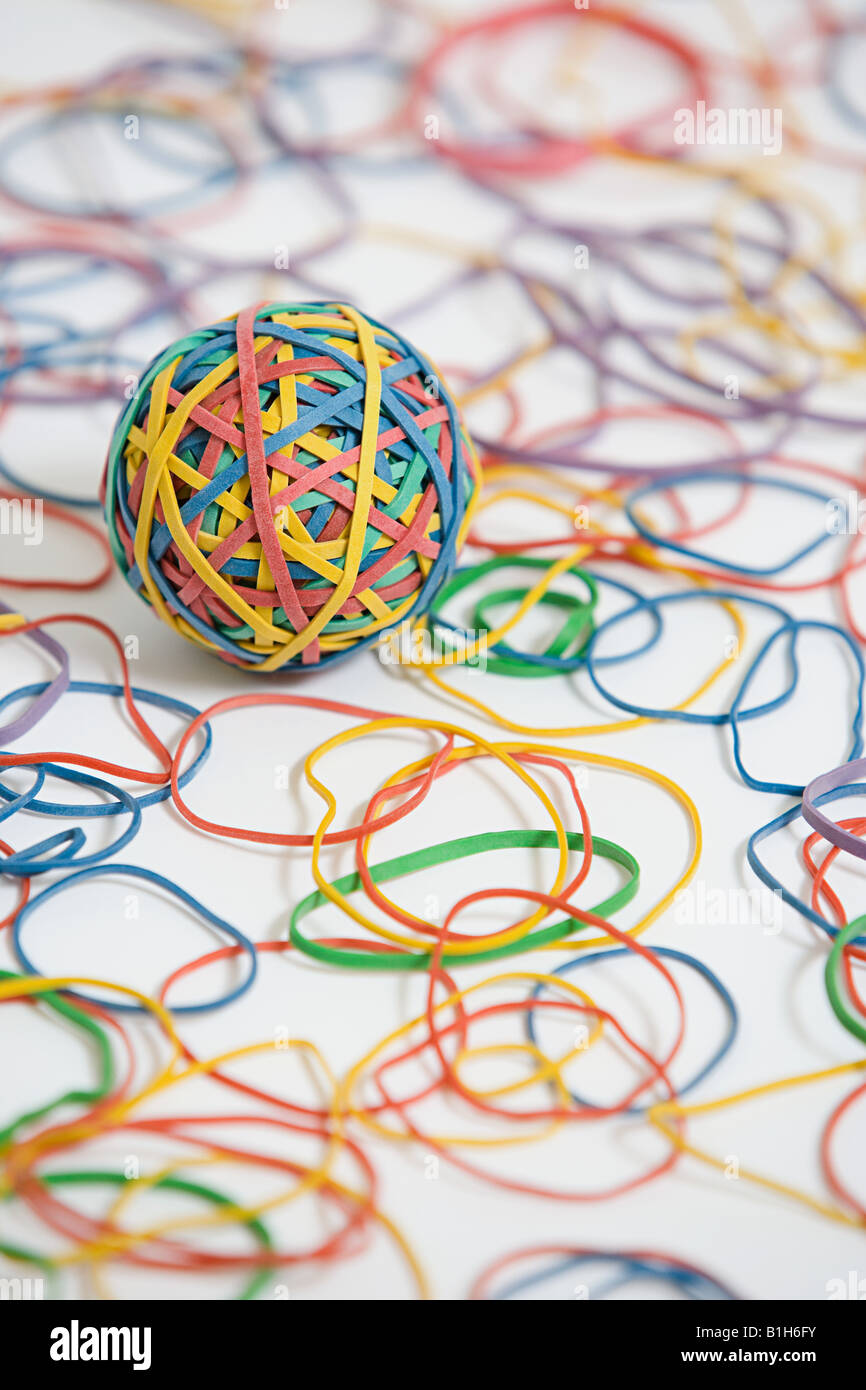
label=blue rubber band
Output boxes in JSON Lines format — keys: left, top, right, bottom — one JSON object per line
{"left": 13, "top": 862, "right": 258, "bottom": 1015}
{"left": 625, "top": 469, "right": 843, "bottom": 577}
{"left": 584, "top": 588, "right": 800, "bottom": 726}
{"left": 729, "top": 619, "right": 864, "bottom": 794}
{"left": 488, "top": 1251, "right": 737, "bottom": 1301}
{"left": 526, "top": 946, "right": 737, "bottom": 1113}
{"left": 747, "top": 781, "right": 866, "bottom": 949}
{"left": 0, "top": 680, "right": 211, "bottom": 815}
{"left": 0, "top": 765, "right": 141, "bottom": 876}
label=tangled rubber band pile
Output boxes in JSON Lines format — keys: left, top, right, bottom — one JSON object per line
{"left": 1, "top": 0, "right": 866, "bottom": 1301}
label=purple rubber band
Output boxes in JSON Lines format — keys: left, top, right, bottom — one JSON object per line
{"left": 803, "top": 758, "right": 866, "bottom": 861}
{"left": 0, "top": 600, "right": 70, "bottom": 743}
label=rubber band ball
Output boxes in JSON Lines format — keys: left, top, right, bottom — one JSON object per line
{"left": 103, "top": 301, "right": 479, "bottom": 671}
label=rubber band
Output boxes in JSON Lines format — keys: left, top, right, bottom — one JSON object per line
{"left": 413, "top": 554, "right": 751, "bottom": 740}
{"left": 0, "top": 610, "right": 173, "bottom": 784}
{"left": 584, "top": 588, "right": 801, "bottom": 728}
{"left": 344, "top": 736, "right": 701, "bottom": 954}
{"left": 430, "top": 555, "right": 598, "bottom": 675}
{"left": 304, "top": 714, "right": 573, "bottom": 953}
{"left": 413, "top": 888, "right": 687, "bottom": 1123}
{"left": 649, "top": 1059, "right": 866, "bottom": 1227}
{"left": 0, "top": 78, "right": 249, "bottom": 225}
{"left": 290, "top": 829, "right": 639, "bottom": 969}
{"left": 825, "top": 914, "right": 866, "bottom": 1045}
{"left": 159, "top": 936, "right": 469, "bottom": 1121}
{"left": 804, "top": 755, "right": 866, "bottom": 861}
{"left": 4, "top": 1, "right": 866, "bottom": 1300}
{"left": 12, "top": 864, "right": 258, "bottom": 1014}
{"left": 409, "top": 4, "right": 708, "bottom": 175}
{"left": 0, "top": 1169, "right": 276, "bottom": 1301}
{"left": 527, "top": 946, "right": 738, "bottom": 1112}
{"left": 0, "top": 972, "right": 428, "bottom": 1296}
{"left": 624, "top": 469, "right": 844, "bottom": 578}
{"left": 169, "top": 689, "right": 461, "bottom": 847}
{"left": 0, "top": 601, "right": 69, "bottom": 743}
{"left": 354, "top": 743, "right": 596, "bottom": 941}
{"left": 471, "top": 1246, "right": 738, "bottom": 1301}
{"left": 0, "top": 680, "right": 211, "bottom": 814}
{"left": 729, "top": 618, "right": 864, "bottom": 794}
{"left": 0, "top": 971, "right": 114, "bottom": 1149}
{"left": 0, "top": 766, "right": 141, "bottom": 876}
{"left": 0, "top": 489, "right": 113, "bottom": 590}
{"left": 748, "top": 783, "right": 866, "bottom": 946}
{"left": 0, "top": 835, "right": 29, "bottom": 930}
{"left": 339, "top": 978, "right": 684, "bottom": 1201}
{"left": 821, "top": 1078, "right": 866, "bottom": 1220}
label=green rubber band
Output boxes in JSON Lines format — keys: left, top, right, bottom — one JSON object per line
{"left": 290, "top": 828, "right": 639, "bottom": 970}
{"left": 0, "top": 970, "right": 114, "bottom": 1150}
{"left": 428, "top": 555, "right": 598, "bottom": 677}
{"left": 825, "top": 913, "right": 866, "bottom": 1045}
{"left": 0, "top": 1170, "right": 275, "bottom": 1301}
{"left": 0, "top": 1239, "right": 57, "bottom": 1298}
{"left": 471, "top": 585, "right": 595, "bottom": 676}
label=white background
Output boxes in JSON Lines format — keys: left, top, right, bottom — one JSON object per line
{"left": 0, "top": 0, "right": 865, "bottom": 1300}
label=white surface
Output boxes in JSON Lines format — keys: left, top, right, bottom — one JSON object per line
{"left": 0, "top": 0, "right": 865, "bottom": 1300}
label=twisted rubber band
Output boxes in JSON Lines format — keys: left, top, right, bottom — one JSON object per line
{"left": 0, "top": 766, "right": 141, "bottom": 876}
